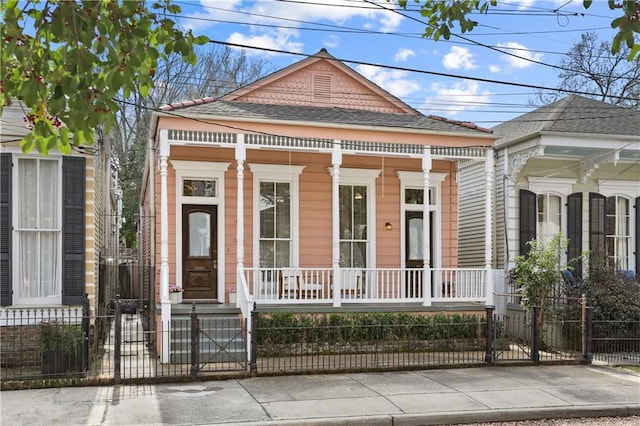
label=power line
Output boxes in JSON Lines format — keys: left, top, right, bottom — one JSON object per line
{"left": 209, "top": 39, "right": 638, "bottom": 104}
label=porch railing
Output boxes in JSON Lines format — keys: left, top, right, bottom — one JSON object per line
{"left": 241, "top": 267, "right": 488, "bottom": 305}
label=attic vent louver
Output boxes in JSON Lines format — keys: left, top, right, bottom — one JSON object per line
{"left": 313, "top": 73, "right": 332, "bottom": 103}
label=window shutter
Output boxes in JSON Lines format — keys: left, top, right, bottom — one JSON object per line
{"left": 62, "top": 156, "right": 85, "bottom": 305}
{"left": 634, "top": 197, "right": 640, "bottom": 277}
{"left": 519, "top": 189, "right": 536, "bottom": 256}
{"left": 567, "top": 192, "right": 582, "bottom": 276}
{"left": 589, "top": 192, "right": 606, "bottom": 254}
{"left": 0, "top": 153, "right": 12, "bottom": 306}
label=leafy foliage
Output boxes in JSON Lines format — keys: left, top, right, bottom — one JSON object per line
{"left": 512, "top": 234, "right": 568, "bottom": 311}
{"left": 396, "top": 0, "right": 640, "bottom": 60}
{"left": 256, "top": 311, "right": 485, "bottom": 348}
{"left": 1, "top": 0, "right": 208, "bottom": 154}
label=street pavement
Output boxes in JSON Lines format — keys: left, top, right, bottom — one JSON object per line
{"left": 1, "top": 365, "right": 639, "bottom": 425}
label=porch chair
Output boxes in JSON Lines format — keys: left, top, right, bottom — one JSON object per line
{"left": 278, "top": 268, "right": 323, "bottom": 299}
{"left": 334, "top": 269, "right": 364, "bottom": 299}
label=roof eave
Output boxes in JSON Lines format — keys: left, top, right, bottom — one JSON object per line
{"left": 154, "top": 112, "right": 496, "bottom": 141}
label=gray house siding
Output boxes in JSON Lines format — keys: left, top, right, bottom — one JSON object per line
{"left": 458, "top": 161, "right": 486, "bottom": 267}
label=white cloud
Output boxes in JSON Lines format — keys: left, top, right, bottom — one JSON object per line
{"left": 422, "top": 80, "right": 492, "bottom": 117}
{"left": 442, "top": 46, "right": 477, "bottom": 70}
{"left": 496, "top": 42, "right": 543, "bottom": 69}
{"left": 227, "top": 28, "right": 304, "bottom": 55}
{"left": 356, "top": 65, "right": 420, "bottom": 98}
{"left": 394, "top": 48, "right": 415, "bottom": 62}
{"left": 323, "top": 35, "right": 339, "bottom": 49}
{"left": 184, "top": 0, "right": 403, "bottom": 46}
{"left": 488, "top": 65, "right": 501, "bottom": 73}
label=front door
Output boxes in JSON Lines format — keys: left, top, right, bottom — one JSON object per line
{"left": 405, "top": 211, "right": 434, "bottom": 297}
{"left": 182, "top": 205, "right": 218, "bottom": 301}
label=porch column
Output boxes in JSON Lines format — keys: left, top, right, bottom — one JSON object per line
{"left": 236, "top": 135, "right": 246, "bottom": 275}
{"left": 159, "top": 129, "right": 171, "bottom": 363}
{"left": 331, "top": 140, "right": 342, "bottom": 307}
{"left": 422, "top": 148, "right": 432, "bottom": 307}
{"left": 485, "top": 149, "right": 495, "bottom": 306}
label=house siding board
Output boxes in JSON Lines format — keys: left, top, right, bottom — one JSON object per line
{"left": 0, "top": 153, "right": 12, "bottom": 306}
{"left": 493, "top": 152, "right": 506, "bottom": 269}
{"left": 62, "top": 156, "right": 86, "bottom": 305}
{"left": 458, "top": 162, "right": 486, "bottom": 267}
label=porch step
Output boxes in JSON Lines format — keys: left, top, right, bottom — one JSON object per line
{"left": 170, "top": 314, "right": 246, "bottom": 364}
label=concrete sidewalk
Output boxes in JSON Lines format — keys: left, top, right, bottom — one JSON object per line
{"left": 1, "top": 365, "right": 639, "bottom": 425}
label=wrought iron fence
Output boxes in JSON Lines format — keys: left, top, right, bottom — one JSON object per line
{"left": 2, "top": 299, "right": 638, "bottom": 388}
{"left": 591, "top": 320, "right": 640, "bottom": 365}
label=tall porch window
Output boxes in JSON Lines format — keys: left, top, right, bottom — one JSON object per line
{"left": 250, "top": 164, "right": 304, "bottom": 270}
{"left": 259, "top": 182, "right": 291, "bottom": 268}
{"left": 606, "top": 196, "right": 630, "bottom": 269}
{"left": 15, "top": 158, "right": 61, "bottom": 303}
{"left": 339, "top": 185, "right": 367, "bottom": 268}
{"left": 537, "top": 193, "right": 562, "bottom": 243}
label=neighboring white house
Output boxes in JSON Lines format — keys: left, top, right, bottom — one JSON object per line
{"left": 459, "top": 95, "right": 640, "bottom": 282}
{"left": 0, "top": 103, "right": 113, "bottom": 310}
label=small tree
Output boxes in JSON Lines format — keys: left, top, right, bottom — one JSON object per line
{"left": 512, "top": 233, "right": 568, "bottom": 347}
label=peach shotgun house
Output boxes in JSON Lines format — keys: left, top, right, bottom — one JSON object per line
{"left": 141, "top": 50, "right": 497, "bottom": 361}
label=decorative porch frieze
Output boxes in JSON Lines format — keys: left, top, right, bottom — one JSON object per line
{"left": 579, "top": 150, "right": 619, "bottom": 184}
{"left": 167, "top": 129, "right": 236, "bottom": 145}
{"left": 509, "top": 146, "right": 544, "bottom": 181}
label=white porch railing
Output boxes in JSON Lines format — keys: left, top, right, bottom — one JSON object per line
{"left": 240, "top": 267, "right": 488, "bottom": 306}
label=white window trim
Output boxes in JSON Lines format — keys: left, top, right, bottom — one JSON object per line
{"left": 12, "top": 155, "right": 63, "bottom": 306}
{"left": 528, "top": 177, "right": 576, "bottom": 197}
{"left": 249, "top": 163, "right": 305, "bottom": 268}
{"left": 328, "top": 168, "right": 381, "bottom": 269}
{"left": 598, "top": 180, "right": 640, "bottom": 199}
{"left": 171, "top": 160, "right": 229, "bottom": 295}
{"left": 397, "top": 171, "right": 447, "bottom": 269}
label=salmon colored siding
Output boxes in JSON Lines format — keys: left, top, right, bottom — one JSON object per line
{"left": 157, "top": 145, "right": 460, "bottom": 294}
{"left": 234, "top": 59, "right": 407, "bottom": 113}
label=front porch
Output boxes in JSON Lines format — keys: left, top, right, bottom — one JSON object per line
{"left": 239, "top": 266, "right": 493, "bottom": 307}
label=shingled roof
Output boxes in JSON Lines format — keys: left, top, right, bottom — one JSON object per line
{"left": 160, "top": 99, "right": 492, "bottom": 136}
{"left": 492, "top": 94, "right": 640, "bottom": 144}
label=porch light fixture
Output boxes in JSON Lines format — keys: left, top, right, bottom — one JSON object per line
{"left": 385, "top": 222, "right": 392, "bottom": 231}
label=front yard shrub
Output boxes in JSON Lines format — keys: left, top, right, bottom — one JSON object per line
{"left": 256, "top": 311, "right": 486, "bottom": 356}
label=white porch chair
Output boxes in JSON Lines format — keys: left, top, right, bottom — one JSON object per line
{"left": 279, "top": 268, "right": 323, "bottom": 299}
{"left": 334, "top": 269, "right": 363, "bottom": 299}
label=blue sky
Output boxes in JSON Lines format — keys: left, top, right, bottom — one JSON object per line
{"left": 172, "top": 0, "right": 622, "bottom": 127}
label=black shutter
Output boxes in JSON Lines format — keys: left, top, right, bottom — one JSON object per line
{"left": 0, "top": 154, "right": 12, "bottom": 306}
{"left": 634, "top": 197, "right": 640, "bottom": 277}
{"left": 519, "top": 189, "right": 536, "bottom": 257}
{"left": 62, "top": 156, "right": 85, "bottom": 305}
{"left": 589, "top": 192, "right": 606, "bottom": 254}
{"left": 567, "top": 192, "right": 582, "bottom": 276}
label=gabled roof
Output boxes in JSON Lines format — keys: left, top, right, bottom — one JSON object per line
{"left": 492, "top": 94, "right": 640, "bottom": 144}
{"left": 159, "top": 49, "right": 492, "bottom": 137}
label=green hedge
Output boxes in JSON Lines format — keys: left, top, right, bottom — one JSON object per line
{"left": 256, "top": 312, "right": 485, "bottom": 346}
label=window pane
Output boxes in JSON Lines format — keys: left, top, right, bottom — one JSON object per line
{"left": 353, "top": 241, "right": 367, "bottom": 267}
{"left": 260, "top": 182, "right": 275, "bottom": 238}
{"left": 188, "top": 212, "right": 210, "bottom": 256}
{"left": 18, "top": 232, "right": 38, "bottom": 297}
{"left": 408, "top": 217, "right": 424, "bottom": 260}
{"left": 353, "top": 185, "right": 367, "bottom": 239}
{"left": 40, "top": 160, "right": 58, "bottom": 229}
{"left": 19, "top": 159, "right": 38, "bottom": 228}
{"left": 40, "top": 231, "right": 58, "bottom": 297}
{"left": 275, "top": 182, "right": 290, "bottom": 238}
{"left": 405, "top": 188, "right": 423, "bottom": 205}
{"left": 275, "top": 240, "right": 290, "bottom": 267}
{"left": 339, "top": 186, "right": 353, "bottom": 239}
{"left": 259, "top": 240, "right": 274, "bottom": 268}
{"left": 339, "top": 242, "right": 352, "bottom": 267}
{"left": 183, "top": 179, "right": 216, "bottom": 197}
